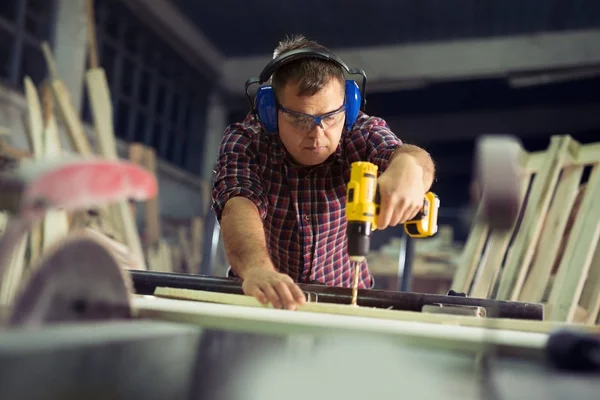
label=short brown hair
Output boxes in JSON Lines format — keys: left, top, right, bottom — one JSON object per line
{"left": 271, "top": 34, "right": 346, "bottom": 98}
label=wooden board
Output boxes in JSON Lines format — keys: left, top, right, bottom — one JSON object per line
{"left": 0, "top": 222, "right": 28, "bottom": 307}
{"left": 152, "top": 287, "right": 600, "bottom": 335}
{"left": 21, "top": 78, "right": 43, "bottom": 273}
{"left": 140, "top": 147, "right": 160, "bottom": 247}
{"left": 496, "top": 135, "right": 574, "bottom": 300}
{"left": 127, "top": 143, "right": 146, "bottom": 218}
{"left": 548, "top": 161, "right": 600, "bottom": 321}
{"left": 83, "top": 6, "right": 147, "bottom": 270}
{"left": 134, "top": 293, "right": 550, "bottom": 356}
{"left": 519, "top": 164, "right": 585, "bottom": 302}
{"left": 40, "top": 43, "right": 92, "bottom": 155}
{"left": 39, "top": 81, "right": 70, "bottom": 254}
{"left": 40, "top": 42, "right": 120, "bottom": 247}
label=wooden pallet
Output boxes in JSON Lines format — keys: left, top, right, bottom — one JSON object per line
{"left": 452, "top": 135, "right": 600, "bottom": 324}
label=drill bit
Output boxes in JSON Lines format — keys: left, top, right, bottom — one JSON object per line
{"left": 351, "top": 260, "right": 360, "bottom": 306}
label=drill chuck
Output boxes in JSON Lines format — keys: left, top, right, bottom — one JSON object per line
{"left": 347, "top": 221, "right": 373, "bottom": 259}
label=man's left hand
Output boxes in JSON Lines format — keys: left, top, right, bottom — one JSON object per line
{"left": 376, "top": 154, "right": 426, "bottom": 229}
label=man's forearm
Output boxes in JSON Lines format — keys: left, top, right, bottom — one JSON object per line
{"left": 391, "top": 144, "right": 435, "bottom": 190}
{"left": 220, "top": 196, "right": 275, "bottom": 279}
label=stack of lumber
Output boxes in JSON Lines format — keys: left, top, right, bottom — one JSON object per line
{"left": 0, "top": 0, "right": 210, "bottom": 305}
{"left": 452, "top": 135, "right": 600, "bottom": 325}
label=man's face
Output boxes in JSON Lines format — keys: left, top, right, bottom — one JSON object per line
{"left": 277, "top": 78, "right": 345, "bottom": 166}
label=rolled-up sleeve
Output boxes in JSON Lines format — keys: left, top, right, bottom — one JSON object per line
{"left": 358, "top": 116, "right": 403, "bottom": 173}
{"left": 211, "top": 123, "right": 268, "bottom": 222}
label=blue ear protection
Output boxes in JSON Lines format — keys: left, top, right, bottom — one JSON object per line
{"left": 254, "top": 78, "right": 362, "bottom": 133}
{"left": 244, "top": 48, "right": 368, "bottom": 134}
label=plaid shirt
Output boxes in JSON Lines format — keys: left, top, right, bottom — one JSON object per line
{"left": 212, "top": 111, "right": 402, "bottom": 289}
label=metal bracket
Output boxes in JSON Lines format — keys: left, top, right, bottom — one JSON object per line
{"left": 305, "top": 292, "right": 318, "bottom": 303}
{"left": 422, "top": 303, "right": 487, "bottom": 317}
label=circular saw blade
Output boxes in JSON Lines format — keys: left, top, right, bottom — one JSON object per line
{"left": 23, "top": 158, "right": 158, "bottom": 211}
{"left": 1, "top": 158, "right": 157, "bottom": 216}
{"left": 7, "top": 232, "right": 134, "bottom": 327}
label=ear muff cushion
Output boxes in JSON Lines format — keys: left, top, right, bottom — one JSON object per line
{"left": 255, "top": 86, "right": 278, "bottom": 133}
{"left": 344, "top": 80, "right": 361, "bottom": 130}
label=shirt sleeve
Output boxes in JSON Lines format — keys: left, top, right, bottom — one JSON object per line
{"left": 352, "top": 114, "right": 403, "bottom": 173}
{"left": 211, "top": 123, "right": 268, "bottom": 222}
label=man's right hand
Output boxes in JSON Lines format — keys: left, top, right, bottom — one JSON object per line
{"left": 241, "top": 267, "right": 306, "bottom": 310}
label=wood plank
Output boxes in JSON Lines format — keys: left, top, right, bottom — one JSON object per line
{"left": 134, "top": 294, "right": 551, "bottom": 355}
{"left": 519, "top": 165, "right": 585, "bottom": 302}
{"left": 23, "top": 77, "right": 44, "bottom": 270}
{"left": 40, "top": 41, "right": 118, "bottom": 247}
{"left": 579, "top": 235, "right": 600, "bottom": 324}
{"left": 470, "top": 172, "right": 531, "bottom": 298}
{"left": 170, "top": 246, "right": 182, "bottom": 273}
{"left": 547, "top": 162, "right": 600, "bottom": 322}
{"left": 83, "top": 1, "right": 147, "bottom": 270}
{"left": 146, "top": 241, "right": 173, "bottom": 273}
{"left": 23, "top": 78, "right": 44, "bottom": 157}
{"left": 151, "top": 287, "right": 600, "bottom": 336}
{"left": 39, "top": 81, "right": 70, "bottom": 254}
{"left": 141, "top": 146, "right": 160, "bottom": 247}
{"left": 527, "top": 142, "right": 600, "bottom": 171}
{"left": 137, "top": 144, "right": 164, "bottom": 272}
{"left": 496, "top": 135, "right": 575, "bottom": 300}
{"left": 161, "top": 242, "right": 173, "bottom": 272}
{"left": 86, "top": 67, "right": 147, "bottom": 268}
{"left": 190, "top": 216, "right": 203, "bottom": 266}
{"left": 450, "top": 204, "right": 488, "bottom": 293}
{"left": 579, "top": 142, "right": 600, "bottom": 165}
{"left": 40, "top": 42, "right": 92, "bottom": 155}
{"left": 127, "top": 143, "right": 146, "bottom": 218}
{"left": 0, "top": 229, "right": 28, "bottom": 307}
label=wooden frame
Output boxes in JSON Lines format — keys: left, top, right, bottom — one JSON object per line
{"left": 452, "top": 135, "right": 600, "bottom": 324}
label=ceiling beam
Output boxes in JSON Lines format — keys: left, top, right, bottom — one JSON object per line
{"left": 222, "top": 29, "right": 600, "bottom": 95}
{"left": 120, "top": 0, "right": 225, "bottom": 84}
{"left": 385, "top": 103, "right": 600, "bottom": 146}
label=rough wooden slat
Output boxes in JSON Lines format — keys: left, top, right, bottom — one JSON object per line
{"left": 519, "top": 165, "right": 585, "bottom": 302}
{"left": 547, "top": 163, "right": 600, "bottom": 322}
{"left": 579, "top": 237, "right": 600, "bottom": 324}
{"left": 496, "top": 135, "right": 574, "bottom": 300}
{"left": 450, "top": 205, "right": 489, "bottom": 293}
{"left": 470, "top": 172, "right": 531, "bottom": 298}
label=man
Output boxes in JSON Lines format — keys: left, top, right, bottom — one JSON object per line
{"left": 212, "top": 35, "right": 435, "bottom": 310}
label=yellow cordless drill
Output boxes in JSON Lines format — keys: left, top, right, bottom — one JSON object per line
{"left": 346, "top": 161, "right": 440, "bottom": 304}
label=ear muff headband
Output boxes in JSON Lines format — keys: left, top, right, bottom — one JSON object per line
{"left": 244, "top": 48, "right": 368, "bottom": 134}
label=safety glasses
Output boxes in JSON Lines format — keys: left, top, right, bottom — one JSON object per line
{"left": 279, "top": 104, "right": 346, "bottom": 132}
